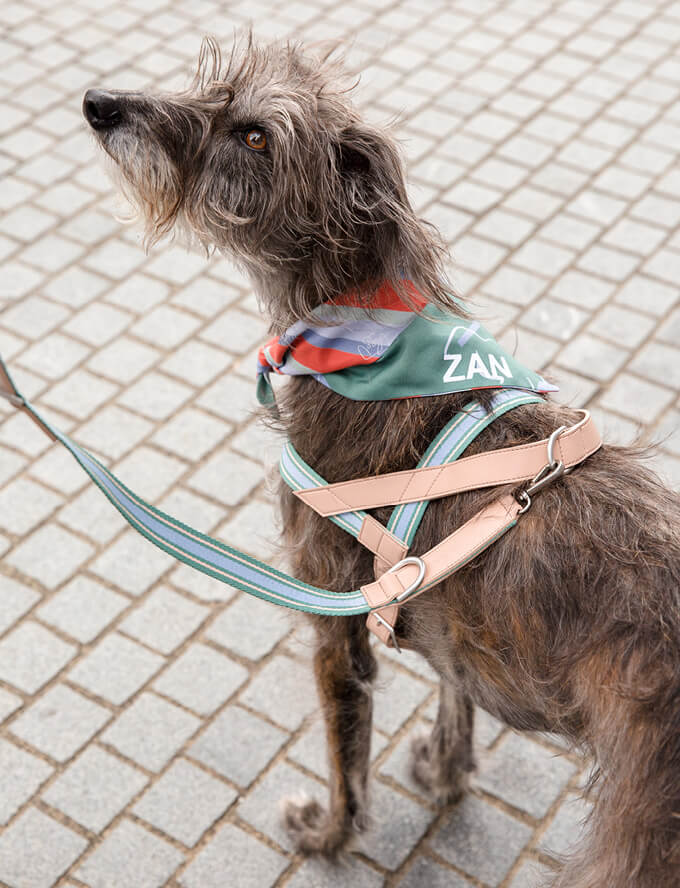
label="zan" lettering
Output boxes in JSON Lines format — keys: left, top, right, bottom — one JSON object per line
{"left": 443, "top": 351, "right": 513, "bottom": 383}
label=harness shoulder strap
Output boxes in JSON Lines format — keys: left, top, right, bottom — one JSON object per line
{"left": 280, "top": 440, "right": 408, "bottom": 564}
{"left": 380, "top": 390, "right": 543, "bottom": 573}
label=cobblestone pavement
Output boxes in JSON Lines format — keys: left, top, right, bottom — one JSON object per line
{"left": 1, "top": 0, "right": 679, "bottom": 885}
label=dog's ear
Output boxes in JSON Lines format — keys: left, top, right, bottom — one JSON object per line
{"left": 327, "top": 123, "right": 460, "bottom": 315}
{"left": 337, "top": 143, "right": 371, "bottom": 175}
{"left": 334, "top": 124, "right": 401, "bottom": 187}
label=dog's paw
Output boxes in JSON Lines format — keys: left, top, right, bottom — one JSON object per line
{"left": 410, "top": 731, "right": 471, "bottom": 805}
{"left": 281, "top": 794, "right": 350, "bottom": 857}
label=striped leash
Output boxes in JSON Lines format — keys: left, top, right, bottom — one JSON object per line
{"left": 0, "top": 354, "right": 601, "bottom": 644}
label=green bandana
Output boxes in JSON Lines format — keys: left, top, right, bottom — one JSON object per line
{"left": 258, "top": 302, "right": 557, "bottom": 402}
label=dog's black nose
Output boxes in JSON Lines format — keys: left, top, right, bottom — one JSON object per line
{"left": 83, "top": 89, "right": 122, "bottom": 129}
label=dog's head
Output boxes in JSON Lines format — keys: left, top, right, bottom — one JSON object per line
{"left": 83, "top": 36, "right": 454, "bottom": 325}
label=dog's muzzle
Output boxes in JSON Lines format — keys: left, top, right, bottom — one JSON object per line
{"left": 83, "top": 89, "right": 122, "bottom": 130}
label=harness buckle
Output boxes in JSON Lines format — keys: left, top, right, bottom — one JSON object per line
{"left": 369, "top": 556, "right": 426, "bottom": 654}
{"left": 388, "top": 555, "right": 426, "bottom": 602}
{"left": 372, "top": 612, "right": 402, "bottom": 654}
{"left": 516, "top": 424, "right": 571, "bottom": 515}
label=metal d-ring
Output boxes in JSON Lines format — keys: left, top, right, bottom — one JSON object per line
{"left": 388, "top": 555, "right": 426, "bottom": 603}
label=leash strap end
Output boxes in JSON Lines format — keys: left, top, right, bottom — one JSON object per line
{"left": 0, "top": 354, "right": 57, "bottom": 442}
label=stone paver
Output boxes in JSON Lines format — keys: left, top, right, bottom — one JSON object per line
{"left": 237, "top": 761, "right": 326, "bottom": 852}
{"left": 133, "top": 758, "right": 237, "bottom": 847}
{"left": 0, "top": 622, "right": 76, "bottom": 694}
{"left": 1, "top": 0, "right": 679, "bottom": 885}
{"left": 431, "top": 794, "right": 533, "bottom": 885}
{"left": 68, "top": 632, "right": 165, "bottom": 705}
{"left": 0, "top": 575, "right": 40, "bottom": 634}
{"left": 539, "top": 792, "right": 594, "bottom": 860}
{"left": 36, "top": 575, "right": 128, "bottom": 643}
{"left": 397, "top": 855, "right": 474, "bottom": 888}
{"left": 42, "top": 745, "right": 148, "bottom": 832}
{"left": 101, "top": 692, "right": 201, "bottom": 772}
{"left": 188, "top": 704, "right": 287, "bottom": 788}
{"left": 475, "top": 732, "right": 578, "bottom": 818}
{"left": 10, "top": 683, "right": 111, "bottom": 762}
{"left": 179, "top": 823, "right": 288, "bottom": 888}
{"left": 290, "top": 857, "right": 385, "bottom": 888}
{"left": 75, "top": 819, "right": 184, "bottom": 888}
{"left": 152, "top": 641, "right": 249, "bottom": 716}
{"left": 0, "top": 739, "right": 53, "bottom": 825}
{"left": 0, "top": 807, "right": 87, "bottom": 888}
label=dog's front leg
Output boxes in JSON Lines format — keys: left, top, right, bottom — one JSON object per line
{"left": 283, "top": 615, "right": 376, "bottom": 856}
{"left": 411, "top": 677, "right": 475, "bottom": 803}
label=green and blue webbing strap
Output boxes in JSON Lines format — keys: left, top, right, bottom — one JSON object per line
{"left": 0, "top": 353, "right": 541, "bottom": 617}
{"left": 0, "top": 354, "right": 368, "bottom": 616}
{"left": 280, "top": 389, "right": 544, "bottom": 550}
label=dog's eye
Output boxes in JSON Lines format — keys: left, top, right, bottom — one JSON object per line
{"left": 243, "top": 129, "right": 267, "bottom": 151}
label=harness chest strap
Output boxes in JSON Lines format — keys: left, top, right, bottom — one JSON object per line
{"left": 281, "top": 391, "right": 547, "bottom": 580}
{"left": 384, "top": 483, "right": 531, "bottom": 641}
{"left": 361, "top": 494, "right": 522, "bottom": 644}
{"left": 294, "top": 409, "right": 600, "bottom": 518}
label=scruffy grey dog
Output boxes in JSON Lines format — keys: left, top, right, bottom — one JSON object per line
{"left": 83, "top": 37, "right": 680, "bottom": 887}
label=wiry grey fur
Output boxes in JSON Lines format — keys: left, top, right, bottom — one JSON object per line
{"left": 85, "top": 37, "right": 680, "bottom": 888}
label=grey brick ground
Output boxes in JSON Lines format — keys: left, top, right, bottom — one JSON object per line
{"left": 68, "top": 632, "right": 165, "bottom": 705}
{"left": 152, "top": 641, "right": 249, "bottom": 715}
{"left": 238, "top": 654, "right": 318, "bottom": 731}
{"left": 362, "top": 782, "right": 436, "bottom": 871}
{"left": 0, "top": 621, "right": 76, "bottom": 694}
{"left": 188, "top": 704, "right": 288, "bottom": 787}
{"left": 0, "top": 739, "right": 53, "bottom": 825}
{"left": 179, "top": 823, "right": 288, "bottom": 888}
{"left": 1, "top": 0, "right": 679, "bottom": 885}
{"left": 9, "top": 683, "right": 111, "bottom": 762}
{"left": 101, "top": 691, "right": 201, "bottom": 772}
{"left": 36, "top": 575, "right": 128, "bottom": 643}
{"left": 397, "top": 856, "right": 474, "bottom": 888}
{"left": 205, "top": 592, "right": 291, "bottom": 659}
{"left": 0, "top": 807, "right": 87, "bottom": 888}
{"left": 539, "top": 792, "right": 594, "bottom": 860}
{"left": 42, "top": 745, "right": 148, "bottom": 832}
{"left": 475, "top": 732, "right": 578, "bottom": 818}
{"left": 74, "top": 819, "right": 184, "bottom": 888}
{"left": 132, "top": 758, "right": 237, "bottom": 847}
{"left": 431, "top": 795, "right": 533, "bottom": 885}
{"left": 237, "top": 761, "right": 326, "bottom": 853}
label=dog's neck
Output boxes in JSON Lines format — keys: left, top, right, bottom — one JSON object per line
{"left": 247, "top": 264, "right": 430, "bottom": 334}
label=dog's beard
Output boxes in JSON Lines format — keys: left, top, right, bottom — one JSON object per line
{"left": 94, "top": 130, "right": 187, "bottom": 249}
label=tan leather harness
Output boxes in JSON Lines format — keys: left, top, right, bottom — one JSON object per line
{"left": 292, "top": 409, "right": 601, "bottom": 648}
